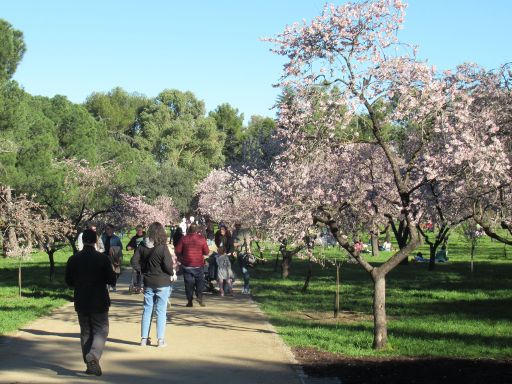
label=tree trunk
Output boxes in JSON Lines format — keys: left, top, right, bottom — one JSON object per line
{"left": 48, "top": 249, "right": 56, "bottom": 281}
{"left": 281, "top": 256, "right": 291, "bottom": 279}
{"left": 3, "top": 186, "right": 18, "bottom": 258}
{"left": 302, "top": 259, "right": 313, "bottom": 293}
{"left": 385, "top": 225, "right": 391, "bottom": 243}
{"left": 18, "top": 258, "right": 22, "bottom": 297}
{"left": 470, "top": 240, "right": 475, "bottom": 273}
{"left": 334, "top": 264, "right": 340, "bottom": 318}
{"left": 67, "top": 234, "right": 78, "bottom": 255}
{"left": 428, "top": 244, "right": 436, "bottom": 271}
{"left": 371, "top": 231, "right": 379, "bottom": 257}
{"left": 273, "top": 252, "right": 280, "bottom": 272}
{"left": 372, "top": 275, "right": 387, "bottom": 349}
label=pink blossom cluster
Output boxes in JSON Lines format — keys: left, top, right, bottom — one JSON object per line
{"left": 109, "top": 193, "right": 179, "bottom": 230}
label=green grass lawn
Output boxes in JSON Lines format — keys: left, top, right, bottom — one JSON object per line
{"left": 0, "top": 233, "right": 137, "bottom": 336}
{"left": 251, "top": 232, "right": 512, "bottom": 358}
{"left": 0, "top": 249, "right": 73, "bottom": 336}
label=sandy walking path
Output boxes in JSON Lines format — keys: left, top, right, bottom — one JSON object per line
{"left": 0, "top": 270, "right": 302, "bottom": 384}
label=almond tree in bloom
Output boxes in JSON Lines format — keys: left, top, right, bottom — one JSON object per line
{"left": 109, "top": 193, "right": 180, "bottom": 229}
{"left": 48, "top": 158, "right": 118, "bottom": 253}
{"left": 457, "top": 64, "right": 512, "bottom": 245}
{"left": 0, "top": 187, "right": 70, "bottom": 293}
{"left": 196, "top": 169, "right": 267, "bottom": 229}
{"left": 264, "top": 0, "right": 510, "bottom": 349}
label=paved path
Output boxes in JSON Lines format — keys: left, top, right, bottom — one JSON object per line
{"left": 0, "top": 270, "right": 303, "bottom": 384}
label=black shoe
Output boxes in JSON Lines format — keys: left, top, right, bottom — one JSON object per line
{"left": 186, "top": 300, "right": 193, "bottom": 307}
{"left": 85, "top": 359, "right": 102, "bottom": 376}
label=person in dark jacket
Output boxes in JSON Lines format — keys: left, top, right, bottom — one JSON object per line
{"left": 175, "top": 223, "right": 209, "bottom": 307}
{"left": 126, "top": 225, "right": 145, "bottom": 252}
{"left": 214, "top": 224, "right": 232, "bottom": 253}
{"left": 131, "top": 222, "right": 174, "bottom": 347}
{"left": 101, "top": 224, "right": 123, "bottom": 291}
{"left": 65, "top": 229, "right": 116, "bottom": 376}
{"left": 172, "top": 226, "right": 184, "bottom": 248}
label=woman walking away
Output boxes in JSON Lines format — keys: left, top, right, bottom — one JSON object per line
{"left": 132, "top": 222, "right": 174, "bottom": 347}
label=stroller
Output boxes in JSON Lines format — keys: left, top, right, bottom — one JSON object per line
{"left": 128, "top": 269, "right": 143, "bottom": 294}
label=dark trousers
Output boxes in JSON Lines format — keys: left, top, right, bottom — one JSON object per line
{"left": 77, "top": 312, "right": 109, "bottom": 363}
{"left": 182, "top": 267, "right": 205, "bottom": 302}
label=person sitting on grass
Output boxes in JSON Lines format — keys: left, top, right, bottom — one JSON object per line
{"left": 414, "top": 252, "right": 427, "bottom": 262}
{"left": 435, "top": 245, "right": 449, "bottom": 262}
{"left": 216, "top": 246, "right": 234, "bottom": 296}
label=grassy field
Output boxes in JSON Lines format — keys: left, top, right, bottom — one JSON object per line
{"left": 2, "top": 230, "right": 511, "bottom": 360}
{"left": 251, "top": 232, "right": 512, "bottom": 358}
{"left": 0, "top": 232, "right": 140, "bottom": 336}
{"left": 0, "top": 249, "right": 73, "bottom": 336}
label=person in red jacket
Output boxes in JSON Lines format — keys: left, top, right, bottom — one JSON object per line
{"left": 175, "top": 223, "right": 209, "bottom": 307}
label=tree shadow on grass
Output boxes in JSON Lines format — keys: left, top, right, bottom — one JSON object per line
{"left": 269, "top": 316, "right": 512, "bottom": 352}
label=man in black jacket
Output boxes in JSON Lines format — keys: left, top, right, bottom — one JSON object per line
{"left": 66, "top": 229, "right": 116, "bottom": 376}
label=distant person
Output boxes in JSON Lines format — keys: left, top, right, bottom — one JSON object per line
{"left": 172, "top": 226, "right": 184, "bottom": 248}
{"left": 175, "top": 223, "right": 210, "bottom": 307}
{"left": 435, "top": 245, "right": 449, "bottom": 262}
{"left": 205, "top": 219, "right": 215, "bottom": 246}
{"left": 414, "top": 252, "right": 426, "bottom": 262}
{"left": 216, "top": 246, "right": 234, "bottom": 296}
{"left": 126, "top": 225, "right": 146, "bottom": 253}
{"left": 179, "top": 218, "right": 188, "bottom": 234}
{"left": 131, "top": 222, "right": 174, "bottom": 347}
{"left": 232, "top": 223, "right": 253, "bottom": 294}
{"left": 101, "top": 224, "right": 123, "bottom": 292}
{"left": 127, "top": 225, "right": 146, "bottom": 293}
{"left": 65, "top": 229, "right": 116, "bottom": 376}
{"left": 77, "top": 224, "right": 104, "bottom": 253}
{"left": 214, "top": 224, "right": 232, "bottom": 253}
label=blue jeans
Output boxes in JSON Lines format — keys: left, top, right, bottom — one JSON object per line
{"left": 141, "top": 285, "right": 172, "bottom": 340}
{"left": 183, "top": 267, "right": 205, "bottom": 302}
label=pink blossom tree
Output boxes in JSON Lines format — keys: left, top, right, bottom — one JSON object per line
{"left": 108, "top": 193, "right": 180, "bottom": 230}
{"left": 0, "top": 186, "right": 70, "bottom": 294}
{"left": 47, "top": 158, "right": 119, "bottom": 253}
{"left": 264, "top": 0, "right": 510, "bottom": 349}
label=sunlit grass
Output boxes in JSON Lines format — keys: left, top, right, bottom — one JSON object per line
{"left": 0, "top": 249, "right": 73, "bottom": 335}
{"left": 251, "top": 232, "right": 512, "bottom": 358}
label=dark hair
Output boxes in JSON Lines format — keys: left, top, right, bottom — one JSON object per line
{"left": 147, "top": 222, "right": 168, "bottom": 246}
{"left": 217, "top": 246, "right": 226, "bottom": 254}
{"left": 106, "top": 223, "right": 115, "bottom": 230}
{"left": 82, "top": 229, "right": 97, "bottom": 245}
{"left": 188, "top": 223, "right": 199, "bottom": 233}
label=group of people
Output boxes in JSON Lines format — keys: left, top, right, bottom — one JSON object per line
{"left": 65, "top": 219, "right": 254, "bottom": 376}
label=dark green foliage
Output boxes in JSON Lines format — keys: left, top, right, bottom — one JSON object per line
{"left": 84, "top": 87, "right": 150, "bottom": 139}
{"left": 241, "top": 115, "right": 278, "bottom": 168}
{"left": 209, "top": 103, "right": 244, "bottom": 165}
{"left": 0, "top": 19, "right": 26, "bottom": 84}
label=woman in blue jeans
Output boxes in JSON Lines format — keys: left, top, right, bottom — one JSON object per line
{"left": 131, "top": 222, "right": 174, "bottom": 347}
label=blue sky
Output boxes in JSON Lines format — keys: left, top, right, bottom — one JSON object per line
{"left": 2, "top": 0, "right": 511, "bottom": 123}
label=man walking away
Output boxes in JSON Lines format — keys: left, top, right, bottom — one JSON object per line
{"left": 65, "top": 229, "right": 116, "bottom": 376}
{"left": 101, "top": 224, "right": 123, "bottom": 292}
{"left": 175, "top": 223, "right": 209, "bottom": 307}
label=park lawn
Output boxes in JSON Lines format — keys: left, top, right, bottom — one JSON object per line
{"left": 0, "top": 234, "right": 137, "bottom": 336}
{"left": 251, "top": 232, "right": 512, "bottom": 358}
{"left": 0, "top": 249, "right": 73, "bottom": 336}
